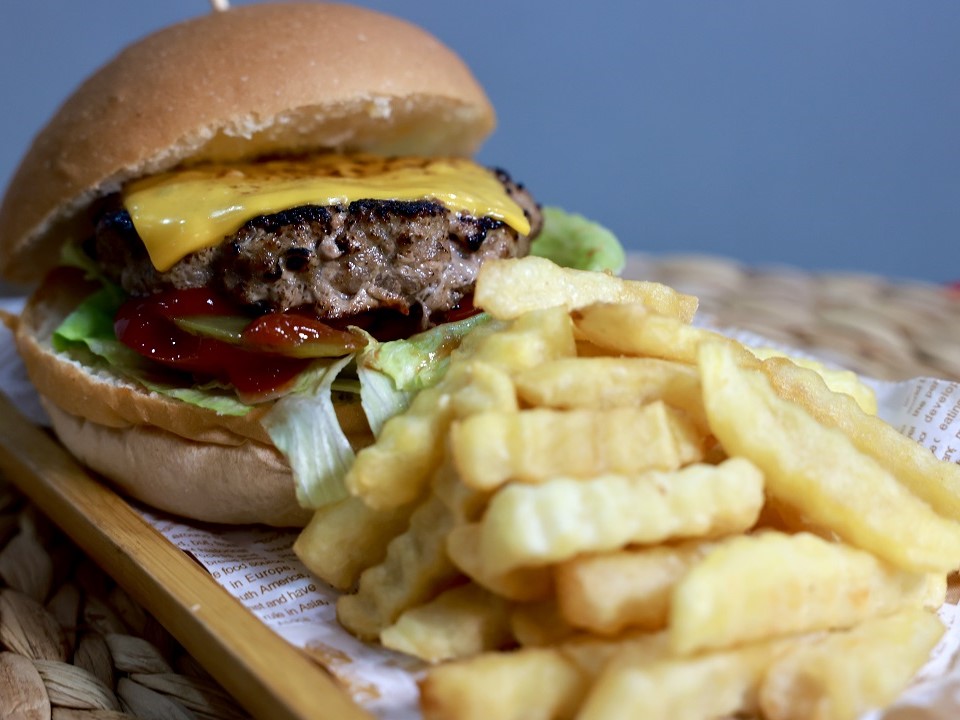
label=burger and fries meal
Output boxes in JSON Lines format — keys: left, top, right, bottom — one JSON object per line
{"left": 1, "top": 3, "right": 959, "bottom": 720}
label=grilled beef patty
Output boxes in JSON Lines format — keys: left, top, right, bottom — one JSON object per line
{"left": 89, "top": 169, "right": 541, "bottom": 322}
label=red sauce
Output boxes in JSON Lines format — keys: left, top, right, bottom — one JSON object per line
{"left": 114, "top": 288, "right": 310, "bottom": 401}
{"left": 113, "top": 288, "right": 480, "bottom": 402}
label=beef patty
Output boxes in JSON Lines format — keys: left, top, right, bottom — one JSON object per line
{"left": 89, "top": 169, "right": 541, "bottom": 323}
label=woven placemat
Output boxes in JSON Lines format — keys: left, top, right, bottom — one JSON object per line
{"left": 626, "top": 254, "right": 960, "bottom": 382}
{"left": 1, "top": 254, "right": 958, "bottom": 718}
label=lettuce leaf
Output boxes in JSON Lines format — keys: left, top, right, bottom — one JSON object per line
{"left": 52, "top": 282, "right": 252, "bottom": 416}
{"left": 260, "top": 356, "right": 357, "bottom": 508}
{"left": 531, "top": 206, "right": 625, "bottom": 274}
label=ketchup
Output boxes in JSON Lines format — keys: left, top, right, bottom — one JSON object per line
{"left": 114, "top": 288, "right": 480, "bottom": 401}
{"left": 114, "top": 288, "right": 310, "bottom": 401}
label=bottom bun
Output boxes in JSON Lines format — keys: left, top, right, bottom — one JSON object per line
{"left": 44, "top": 400, "right": 311, "bottom": 526}
{"left": 15, "top": 267, "right": 370, "bottom": 527}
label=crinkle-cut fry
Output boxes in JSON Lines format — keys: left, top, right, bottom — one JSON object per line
{"left": 380, "top": 583, "right": 513, "bottom": 663}
{"left": 555, "top": 539, "right": 714, "bottom": 635}
{"left": 748, "top": 346, "right": 877, "bottom": 415}
{"left": 344, "top": 376, "right": 461, "bottom": 511}
{"left": 558, "top": 630, "right": 671, "bottom": 679}
{"left": 452, "top": 401, "right": 704, "bottom": 492}
{"left": 510, "top": 600, "right": 579, "bottom": 647}
{"left": 419, "top": 646, "right": 589, "bottom": 720}
{"left": 759, "top": 608, "right": 945, "bottom": 720}
{"left": 669, "top": 531, "right": 931, "bottom": 656}
{"left": 474, "top": 256, "right": 698, "bottom": 323}
{"left": 430, "top": 457, "right": 490, "bottom": 524}
{"left": 700, "top": 341, "right": 960, "bottom": 573}
{"left": 462, "top": 304, "right": 577, "bottom": 372}
{"left": 578, "top": 637, "right": 787, "bottom": 720}
{"left": 293, "top": 496, "right": 412, "bottom": 591}
{"left": 345, "top": 307, "right": 574, "bottom": 510}
{"left": 514, "top": 356, "right": 708, "bottom": 428}
{"left": 336, "top": 492, "right": 461, "bottom": 641}
{"left": 447, "top": 523, "right": 553, "bottom": 602}
{"left": 761, "top": 356, "right": 960, "bottom": 524}
{"left": 479, "top": 458, "right": 764, "bottom": 575}
{"left": 572, "top": 302, "right": 740, "bottom": 363}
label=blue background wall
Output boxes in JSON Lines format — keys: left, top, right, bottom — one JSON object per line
{"left": 1, "top": 1, "right": 957, "bottom": 282}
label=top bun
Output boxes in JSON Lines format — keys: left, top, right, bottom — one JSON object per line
{"left": 0, "top": 2, "right": 495, "bottom": 283}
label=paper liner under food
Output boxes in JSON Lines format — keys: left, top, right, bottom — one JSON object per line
{"left": 3, "top": 300, "right": 960, "bottom": 718}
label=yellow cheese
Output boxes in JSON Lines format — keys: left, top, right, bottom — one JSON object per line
{"left": 123, "top": 155, "right": 532, "bottom": 272}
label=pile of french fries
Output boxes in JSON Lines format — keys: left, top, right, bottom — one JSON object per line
{"left": 295, "top": 256, "right": 960, "bottom": 720}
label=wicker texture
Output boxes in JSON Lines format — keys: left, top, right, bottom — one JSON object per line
{"left": 0, "top": 490, "right": 250, "bottom": 718}
{"left": 2, "top": 254, "right": 958, "bottom": 717}
{"left": 627, "top": 255, "right": 960, "bottom": 382}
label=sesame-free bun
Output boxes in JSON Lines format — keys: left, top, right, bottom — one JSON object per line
{"left": 13, "top": 268, "right": 372, "bottom": 526}
{"left": 0, "top": 2, "right": 496, "bottom": 283}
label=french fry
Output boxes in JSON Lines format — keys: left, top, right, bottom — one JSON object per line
{"left": 573, "top": 302, "right": 740, "bottom": 363}
{"left": 509, "top": 600, "right": 579, "bottom": 647}
{"left": 700, "top": 340, "right": 960, "bottom": 574}
{"left": 748, "top": 346, "right": 877, "bottom": 415}
{"left": 558, "top": 630, "right": 671, "bottom": 679}
{"left": 513, "top": 357, "right": 708, "bottom": 430}
{"left": 451, "top": 401, "right": 704, "bottom": 492}
{"left": 419, "top": 647, "right": 589, "bottom": 720}
{"left": 293, "top": 496, "right": 411, "bottom": 591}
{"left": 669, "top": 531, "right": 931, "bottom": 655}
{"left": 380, "top": 583, "right": 512, "bottom": 663}
{"left": 479, "top": 458, "right": 764, "bottom": 574}
{"left": 555, "top": 540, "right": 714, "bottom": 634}
{"left": 578, "top": 638, "right": 787, "bottom": 720}
{"left": 759, "top": 608, "right": 945, "bottom": 720}
{"left": 345, "top": 307, "right": 574, "bottom": 510}
{"left": 761, "top": 356, "right": 960, "bottom": 523}
{"left": 474, "top": 256, "right": 698, "bottom": 322}
{"left": 336, "top": 491, "right": 461, "bottom": 640}
{"left": 463, "top": 305, "right": 577, "bottom": 370}
{"left": 446, "top": 524, "right": 553, "bottom": 602}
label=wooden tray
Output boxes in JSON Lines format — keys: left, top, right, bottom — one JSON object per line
{"left": 0, "top": 391, "right": 371, "bottom": 720}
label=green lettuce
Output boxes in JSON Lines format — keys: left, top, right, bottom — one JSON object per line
{"left": 260, "top": 356, "right": 357, "bottom": 508}
{"left": 52, "top": 283, "right": 253, "bottom": 416}
{"left": 531, "top": 206, "right": 625, "bottom": 274}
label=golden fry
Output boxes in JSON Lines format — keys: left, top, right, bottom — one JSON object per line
{"left": 514, "top": 357, "right": 707, "bottom": 430}
{"left": 578, "top": 638, "right": 785, "bottom": 720}
{"left": 346, "top": 307, "right": 574, "bottom": 510}
{"left": 293, "top": 496, "right": 411, "bottom": 591}
{"left": 573, "top": 303, "right": 740, "bottom": 363}
{"left": 509, "top": 600, "right": 579, "bottom": 647}
{"left": 474, "top": 256, "right": 698, "bottom": 322}
{"left": 419, "top": 647, "right": 588, "bottom": 720}
{"left": 748, "top": 346, "right": 877, "bottom": 415}
{"left": 556, "top": 540, "right": 713, "bottom": 634}
{"left": 669, "top": 531, "right": 930, "bottom": 655}
{"left": 380, "top": 583, "right": 512, "bottom": 663}
{"left": 447, "top": 523, "right": 553, "bottom": 602}
{"left": 479, "top": 458, "right": 764, "bottom": 574}
{"left": 700, "top": 340, "right": 960, "bottom": 573}
{"left": 336, "top": 492, "right": 461, "bottom": 640}
{"left": 762, "top": 356, "right": 960, "bottom": 523}
{"left": 759, "top": 609, "right": 944, "bottom": 720}
{"left": 451, "top": 402, "right": 704, "bottom": 491}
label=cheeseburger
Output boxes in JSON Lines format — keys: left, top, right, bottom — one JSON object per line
{"left": 0, "top": 3, "right": 619, "bottom": 526}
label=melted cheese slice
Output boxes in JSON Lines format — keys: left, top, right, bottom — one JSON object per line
{"left": 123, "top": 155, "right": 532, "bottom": 272}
